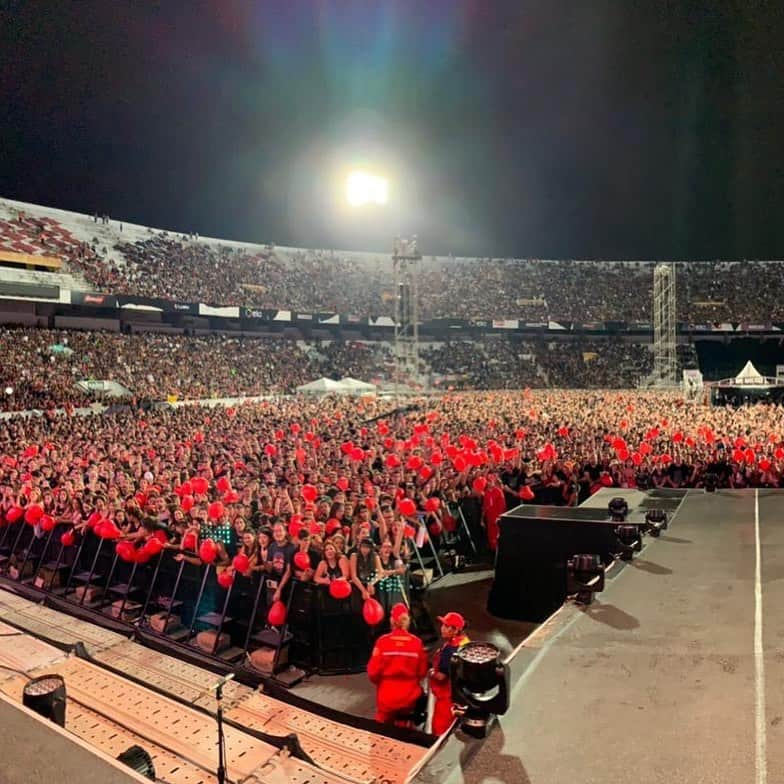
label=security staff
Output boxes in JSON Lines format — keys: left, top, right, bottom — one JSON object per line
{"left": 367, "top": 603, "right": 428, "bottom": 725}
{"left": 428, "top": 611, "right": 470, "bottom": 735}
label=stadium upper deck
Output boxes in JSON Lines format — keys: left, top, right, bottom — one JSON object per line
{"left": 2, "top": 196, "right": 784, "bottom": 324}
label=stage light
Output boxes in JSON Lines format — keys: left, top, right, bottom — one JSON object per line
{"left": 116, "top": 745, "right": 156, "bottom": 780}
{"left": 22, "top": 674, "right": 66, "bottom": 727}
{"left": 346, "top": 171, "right": 388, "bottom": 207}
{"left": 704, "top": 473, "right": 718, "bottom": 493}
{"left": 608, "top": 497, "right": 629, "bottom": 522}
{"left": 567, "top": 554, "right": 605, "bottom": 605}
{"left": 643, "top": 509, "right": 668, "bottom": 537}
{"left": 614, "top": 524, "right": 641, "bottom": 561}
{"left": 450, "top": 641, "right": 509, "bottom": 738}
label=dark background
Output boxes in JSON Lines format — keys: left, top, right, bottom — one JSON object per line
{"left": 2, "top": 0, "right": 783, "bottom": 259}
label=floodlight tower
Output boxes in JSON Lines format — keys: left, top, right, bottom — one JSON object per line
{"left": 652, "top": 262, "right": 678, "bottom": 387}
{"left": 392, "top": 236, "right": 421, "bottom": 397}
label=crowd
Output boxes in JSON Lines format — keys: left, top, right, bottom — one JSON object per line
{"left": 0, "top": 327, "right": 396, "bottom": 412}
{"left": 0, "top": 327, "right": 703, "bottom": 413}
{"left": 5, "top": 206, "right": 784, "bottom": 323}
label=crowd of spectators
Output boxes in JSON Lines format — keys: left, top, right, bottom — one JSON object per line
{"left": 4, "top": 205, "right": 784, "bottom": 323}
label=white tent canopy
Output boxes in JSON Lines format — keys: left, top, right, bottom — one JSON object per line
{"left": 295, "top": 377, "right": 378, "bottom": 395}
{"left": 338, "top": 377, "right": 378, "bottom": 392}
{"left": 295, "top": 377, "right": 344, "bottom": 395}
{"left": 713, "top": 360, "right": 784, "bottom": 388}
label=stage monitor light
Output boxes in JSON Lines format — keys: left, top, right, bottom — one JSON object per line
{"left": 346, "top": 171, "right": 388, "bottom": 207}
{"left": 644, "top": 509, "right": 668, "bottom": 537}
{"left": 116, "top": 745, "right": 156, "bottom": 780}
{"left": 608, "top": 497, "right": 629, "bottom": 522}
{"left": 22, "top": 674, "right": 66, "bottom": 727}
{"left": 614, "top": 524, "right": 641, "bottom": 561}
{"left": 567, "top": 553, "right": 605, "bottom": 605}
{"left": 450, "top": 641, "right": 509, "bottom": 738}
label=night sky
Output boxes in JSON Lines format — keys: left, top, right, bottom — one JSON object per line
{"left": 2, "top": 1, "right": 783, "bottom": 260}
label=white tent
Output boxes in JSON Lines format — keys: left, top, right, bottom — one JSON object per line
{"left": 733, "top": 361, "right": 767, "bottom": 386}
{"left": 295, "top": 377, "right": 343, "bottom": 395}
{"left": 338, "top": 377, "right": 378, "bottom": 393}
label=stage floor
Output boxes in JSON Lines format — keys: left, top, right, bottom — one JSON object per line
{"left": 416, "top": 489, "right": 784, "bottom": 784}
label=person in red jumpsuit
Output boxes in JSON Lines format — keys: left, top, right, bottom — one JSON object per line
{"left": 367, "top": 602, "right": 428, "bottom": 725}
{"left": 428, "top": 611, "right": 470, "bottom": 735}
{"left": 482, "top": 473, "right": 507, "bottom": 551}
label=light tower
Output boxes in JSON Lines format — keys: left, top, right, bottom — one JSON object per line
{"left": 392, "top": 236, "right": 421, "bottom": 397}
{"left": 651, "top": 262, "right": 678, "bottom": 387}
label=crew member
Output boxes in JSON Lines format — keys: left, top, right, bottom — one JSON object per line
{"left": 367, "top": 602, "right": 428, "bottom": 726}
{"left": 428, "top": 611, "right": 470, "bottom": 735}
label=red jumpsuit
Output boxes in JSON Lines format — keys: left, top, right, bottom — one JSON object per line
{"left": 482, "top": 486, "right": 506, "bottom": 551}
{"left": 429, "top": 633, "right": 470, "bottom": 735}
{"left": 367, "top": 629, "right": 428, "bottom": 724}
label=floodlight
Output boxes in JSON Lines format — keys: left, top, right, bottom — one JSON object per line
{"left": 450, "top": 642, "right": 509, "bottom": 738}
{"left": 346, "top": 171, "right": 388, "bottom": 206}
{"left": 23, "top": 674, "right": 66, "bottom": 726}
{"left": 567, "top": 554, "right": 605, "bottom": 605}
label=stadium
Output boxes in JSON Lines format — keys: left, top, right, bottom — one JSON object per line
{"left": 2, "top": 4, "right": 784, "bottom": 784}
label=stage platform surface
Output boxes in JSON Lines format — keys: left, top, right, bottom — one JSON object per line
{"left": 415, "top": 489, "right": 784, "bottom": 784}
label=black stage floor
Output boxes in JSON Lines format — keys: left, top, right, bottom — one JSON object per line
{"left": 415, "top": 489, "right": 784, "bottom": 784}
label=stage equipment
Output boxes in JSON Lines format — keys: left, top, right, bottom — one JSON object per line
{"left": 22, "top": 674, "right": 66, "bottom": 726}
{"left": 608, "top": 497, "right": 629, "bottom": 522}
{"left": 392, "top": 236, "right": 422, "bottom": 398}
{"left": 643, "top": 509, "right": 668, "bottom": 537}
{"left": 652, "top": 262, "right": 678, "bottom": 387}
{"left": 116, "top": 745, "right": 156, "bottom": 780}
{"left": 450, "top": 642, "right": 509, "bottom": 738}
{"left": 614, "top": 524, "right": 641, "bottom": 561}
{"left": 704, "top": 473, "right": 718, "bottom": 493}
{"left": 566, "top": 554, "right": 605, "bottom": 605}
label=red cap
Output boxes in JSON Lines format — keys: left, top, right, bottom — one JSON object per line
{"left": 390, "top": 603, "right": 409, "bottom": 624}
{"left": 437, "top": 612, "right": 465, "bottom": 630}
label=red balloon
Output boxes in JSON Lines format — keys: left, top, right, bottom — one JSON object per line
{"left": 39, "top": 514, "right": 55, "bottom": 532}
{"left": 179, "top": 480, "right": 193, "bottom": 496}
{"left": 182, "top": 532, "right": 198, "bottom": 551}
{"left": 519, "top": 485, "right": 535, "bottom": 501}
{"left": 99, "top": 521, "right": 122, "bottom": 540}
{"left": 301, "top": 484, "right": 318, "bottom": 503}
{"left": 430, "top": 451, "right": 443, "bottom": 466}
{"left": 424, "top": 497, "right": 441, "bottom": 513}
{"left": 115, "top": 541, "right": 135, "bottom": 562}
{"left": 418, "top": 465, "right": 433, "bottom": 481}
{"left": 362, "top": 598, "right": 385, "bottom": 626}
{"left": 232, "top": 553, "right": 250, "bottom": 573}
{"left": 216, "top": 476, "right": 231, "bottom": 493}
{"left": 760, "top": 458, "right": 772, "bottom": 472}
{"left": 143, "top": 537, "right": 164, "bottom": 557}
{"left": 403, "top": 524, "right": 416, "bottom": 539}
{"left": 192, "top": 477, "right": 209, "bottom": 495}
{"left": 217, "top": 571, "right": 234, "bottom": 589}
{"left": 406, "top": 455, "right": 424, "bottom": 471}
{"left": 472, "top": 477, "right": 487, "bottom": 494}
{"left": 385, "top": 454, "right": 401, "bottom": 469}
{"left": 325, "top": 517, "right": 341, "bottom": 535}
{"left": 558, "top": 426, "right": 569, "bottom": 437}
{"left": 24, "top": 504, "right": 43, "bottom": 525}
{"left": 208, "top": 501, "right": 225, "bottom": 521}
{"left": 399, "top": 498, "right": 416, "bottom": 517}
{"left": 329, "top": 579, "right": 352, "bottom": 600}
{"left": 617, "top": 447, "right": 630, "bottom": 462}
{"left": 429, "top": 521, "right": 442, "bottom": 537}
{"left": 268, "top": 600, "right": 287, "bottom": 626}
{"left": 453, "top": 456, "right": 467, "bottom": 472}
{"left": 181, "top": 494, "right": 195, "bottom": 512}
{"left": 199, "top": 539, "right": 218, "bottom": 564}
{"left": 350, "top": 447, "right": 365, "bottom": 462}
{"left": 6, "top": 506, "right": 23, "bottom": 523}
{"left": 264, "top": 444, "right": 277, "bottom": 457}
{"left": 672, "top": 432, "right": 684, "bottom": 443}
{"left": 775, "top": 447, "right": 784, "bottom": 461}
{"left": 336, "top": 477, "right": 349, "bottom": 492}
{"left": 60, "top": 530, "right": 75, "bottom": 547}
{"left": 660, "top": 453, "right": 673, "bottom": 465}
{"left": 632, "top": 452, "right": 643, "bottom": 466}
{"left": 294, "top": 551, "right": 311, "bottom": 571}
{"left": 223, "top": 490, "right": 240, "bottom": 504}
